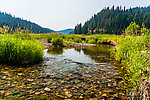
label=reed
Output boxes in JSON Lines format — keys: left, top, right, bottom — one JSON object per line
{"left": 0, "top": 33, "right": 43, "bottom": 65}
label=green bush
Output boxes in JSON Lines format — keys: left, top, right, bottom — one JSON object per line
{"left": 0, "top": 36, "right": 43, "bottom": 65}
{"left": 47, "top": 36, "right": 53, "bottom": 43}
{"left": 82, "top": 41, "right": 85, "bottom": 44}
{"left": 125, "top": 22, "right": 140, "bottom": 36}
{"left": 97, "top": 39, "right": 102, "bottom": 44}
{"left": 74, "top": 38, "right": 82, "bottom": 43}
{"left": 51, "top": 38, "right": 64, "bottom": 47}
{"left": 85, "top": 38, "right": 92, "bottom": 43}
{"left": 88, "top": 39, "right": 96, "bottom": 44}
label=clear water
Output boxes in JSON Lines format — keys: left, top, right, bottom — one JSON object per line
{"left": 44, "top": 48, "right": 96, "bottom": 64}
{"left": 44, "top": 44, "right": 115, "bottom": 64}
{"left": 0, "top": 45, "right": 126, "bottom": 99}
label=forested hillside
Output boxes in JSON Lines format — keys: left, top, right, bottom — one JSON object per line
{"left": 0, "top": 12, "right": 54, "bottom": 33}
{"left": 74, "top": 6, "right": 150, "bottom": 35}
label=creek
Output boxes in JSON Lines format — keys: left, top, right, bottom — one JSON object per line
{"left": 0, "top": 45, "right": 127, "bottom": 99}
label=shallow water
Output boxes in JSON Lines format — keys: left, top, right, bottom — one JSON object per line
{"left": 44, "top": 48, "right": 96, "bottom": 64}
{"left": 0, "top": 45, "right": 127, "bottom": 99}
{"left": 45, "top": 45, "right": 115, "bottom": 64}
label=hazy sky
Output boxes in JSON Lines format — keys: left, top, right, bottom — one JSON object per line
{"left": 0, "top": 0, "right": 149, "bottom": 31}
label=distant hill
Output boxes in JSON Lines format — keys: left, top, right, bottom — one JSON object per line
{"left": 0, "top": 12, "right": 54, "bottom": 33}
{"left": 74, "top": 6, "right": 150, "bottom": 35}
{"left": 57, "top": 29, "right": 74, "bottom": 34}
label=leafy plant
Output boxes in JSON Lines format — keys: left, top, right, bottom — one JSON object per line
{"left": 0, "top": 32, "right": 43, "bottom": 65}
{"left": 51, "top": 37, "right": 64, "bottom": 47}
{"left": 47, "top": 36, "right": 53, "bottom": 43}
{"left": 125, "top": 22, "right": 140, "bottom": 36}
{"left": 73, "top": 37, "right": 82, "bottom": 43}
{"left": 88, "top": 39, "right": 96, "bottom": 44}
{"left": 115, "top": 25, "right": 150, "bottom": 97}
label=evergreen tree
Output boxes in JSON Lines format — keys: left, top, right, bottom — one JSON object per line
{"left": 77, "top": 23, "right": 82, "bottom": 34}
{"left": 82, "top": 22, "right": 88, "bottom": 34}
{"left": 74, "top": 25, "right": 77, "bottom": 34}
{"left": 75, "top": 6, "right": 150, "bottom": 35}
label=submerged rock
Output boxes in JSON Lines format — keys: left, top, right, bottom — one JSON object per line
{"left": 44, "top": 87, "right": 51, "bottom": 92}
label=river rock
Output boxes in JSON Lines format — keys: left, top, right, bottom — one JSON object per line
{"left": 44, "top": 87, "right": 51, "bottom": 92}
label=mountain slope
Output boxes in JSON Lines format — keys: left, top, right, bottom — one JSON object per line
{"left": 57, "top": 29, "right": 74, "bottom": 34}
{"left": 0, "top": 12, "right": 54, "bottom": 33}
{"left": 74, "top": 6, "right": 150, "bottom": 35}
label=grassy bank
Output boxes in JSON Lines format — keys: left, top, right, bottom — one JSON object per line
{"left": 115, "top": 23, "right": 150, "bottom": 98}
{"left": 30, "top": 33, "right": 122, "bottom": 46}
{"left": 0, "top": 31, "right": 120, "bottom": 65}
{"left": 0, "top": 32, "right": 44, "bottom": 65}
{"left": 116, "top": 35, "right": 150, "bottom": 97}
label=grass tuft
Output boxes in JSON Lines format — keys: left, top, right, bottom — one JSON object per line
{"left": 0, "top": 33, "right": 43, "bottom": 65}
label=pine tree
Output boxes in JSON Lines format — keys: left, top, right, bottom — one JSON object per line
{"left": 75, "top": 6, "right": 150, "bottom": 35}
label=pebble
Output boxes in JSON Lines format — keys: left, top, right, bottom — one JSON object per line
{"left": 44, "top": 87, "right": 51, "bottom": 92}
{"left": 0, "top": 51, "right": 126, "bottom": 99}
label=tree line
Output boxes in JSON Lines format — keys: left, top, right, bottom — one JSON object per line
{"left": 0, "top": 12, "right": 54, "bottom": 33}
{"left": 74, "top": 6, "right": 150, "bottom": 35}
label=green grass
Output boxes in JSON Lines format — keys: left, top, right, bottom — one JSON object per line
{"left": 115, "top": 34, "right": 150, "bottom": 96}
{"left": 30, "top": 33, "right": 122, "bottom": 46}
{"left": 51, "top": 37, "right": 64, "bottom": 47}
{"left": 0, "top": 33, "right": 43, "bottom": 65}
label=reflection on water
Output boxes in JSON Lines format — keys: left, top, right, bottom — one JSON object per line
{"left": 42, "top": 45, "right": 126, "bottom": 99}
{"left": 45, "top": 45, "right": 115, "bottom": 64}
{"left": 47, "top": 47, "right": 64, "bottom": 55}
{"left": 83, "top": 45, "right": 115, "bottom": 63}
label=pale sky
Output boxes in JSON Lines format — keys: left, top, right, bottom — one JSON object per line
{"left": 0, "top": 0, "right": 149, "bottom": 31}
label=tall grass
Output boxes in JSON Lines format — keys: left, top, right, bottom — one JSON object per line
{"left": 51, "top": 37, "right": 64, "bottom": 47}
{"left": 115, "top": 34, "right": 150, "bottom": 97}
{"left": 0, "top": 32, "right": 43, "bottom": 65}
{"left": 43, "top": 34, "right": 122, "bottom": 46}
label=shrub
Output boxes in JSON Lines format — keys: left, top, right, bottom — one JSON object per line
{"left": 74, "top": 38, "right": 82, "bottom": 43}
{"left": 51, "top": 38, "right": 64, "bottom": 47}
{"left": 82, "top": 41, "right": 85, "bottom": 44}
{"left": 97, "top": 39, "right": 102, "bottom": 44}
{"left": 125, "top": 22, "right": 140, "bottom": 36}
{"left": 47, "top": 36, "right": 53, "bottom": 43}
{"left": 85, "top": 38, "right": 89, "bottom": 43}
{"left": 88, "top": 39, "right": 96, "bottom": 44}
{"left": 115, "top": 35, "right": 150, "bottom": 96}
{"left": 0, "top": 36, "right": 43, "bottom": 65}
